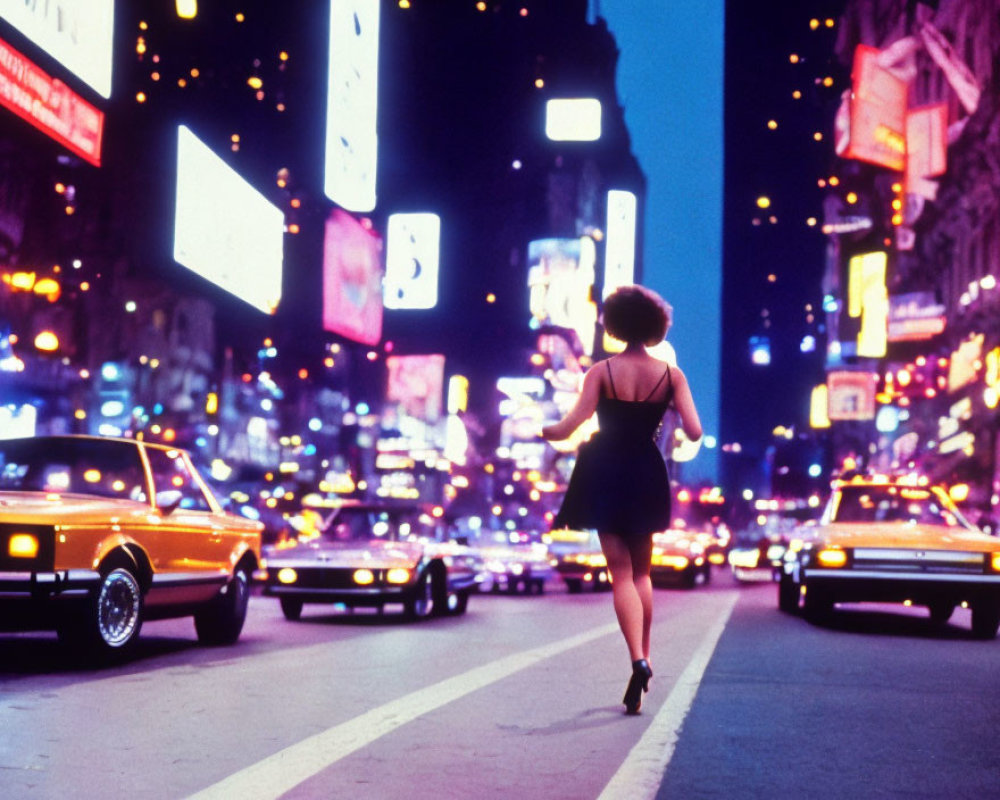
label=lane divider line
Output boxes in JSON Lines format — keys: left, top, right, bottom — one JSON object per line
{"left": 597, "top": 591, "right": 738, "bottom": 800}
{"left": 187, "top": 621, "right": 621, "bottom": 800}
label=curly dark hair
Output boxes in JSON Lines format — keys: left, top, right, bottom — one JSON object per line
{"left": 601, "top": 285, "right": 672, "bottom": 345}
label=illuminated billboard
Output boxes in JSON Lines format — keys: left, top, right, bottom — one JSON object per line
{"left": 843, "top": 45, "right": 907, "bottom": 172}
{"left": 322, "top": 208, "right": 383, "bottom": 346}
{"left": 827, "top": 371, "right": 876, "bottom": 421}
{"left": 387, "top": 354, "right": 445, "bottom": 423}
{"left": 603, "top": 190, "right": 637, "bottom": 298}
{"left": 384, "top": 213, "right": 440, "bottom": 309}
{"left": 887, "top": 292, "right": 946, "bottom": 342}
{"left": 0, "top": 35, "right": 104, "bottom": 166}
{"left": 848, "top": 252, "right": 888, "bottom": 358}
{"left": 545, "top": 98, "right": 602, "bottom": 141}
{"left": 948, "top": 334, "right": 984, "bottom": 393}
{"left": 324, "top": 0, "right": 379, "bottom": 212}
{"left": 0, "top": 0, "right": 114, "bottom": 98}
{"left": 905, "top": 103, "right": 948, "bottom": 190}
{"left": 173, "top": 125, "right": 284, "bottom": 314}
{"left": 527, "top": 237, "right": 597, "bottom": 355}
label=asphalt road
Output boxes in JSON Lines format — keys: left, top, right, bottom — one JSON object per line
{"left": 1, "top": 570, "right": 997, "bottom": 799}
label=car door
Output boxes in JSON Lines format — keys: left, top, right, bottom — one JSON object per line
{"left": 143, "top": 446, "right": 226, "bottom": 574}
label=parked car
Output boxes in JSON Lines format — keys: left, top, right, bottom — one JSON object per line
{"left": 778, "top": 474, "right": 1000, "bottom": 639}
{"left": 260, "top": 499, "right": 479, "bottom": 620}
{"left": 0, "top": 435, "right": 263, "bottom": 658}
{"left": 650, "top": 529, "right": 711, "bottom": 589}
{"left": 547, "top": 528, "right": 611, "bottom": 593}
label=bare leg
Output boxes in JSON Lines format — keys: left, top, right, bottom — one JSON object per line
{"left": 598, "top": 532, "right": 653, "bottom": 663}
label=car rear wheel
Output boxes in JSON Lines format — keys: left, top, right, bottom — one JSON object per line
{"left": 970, "top": 601, "right": 1000, "bottom": 639}
{"left": 60, "top": 566, "right": 144, "bottom": 658}
{"left": 194, "top": 568, "right": 250, "bottom": 646}
{"left": 280, "top": 597, "right": 304, "bottom": 621}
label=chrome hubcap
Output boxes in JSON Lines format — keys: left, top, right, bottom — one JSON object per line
{"left": 98, "top": 569, "right": 140, "bottom": 647}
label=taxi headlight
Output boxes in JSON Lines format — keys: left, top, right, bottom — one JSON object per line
{"left": 728, "top": 549, "right": 759, "bottom": 569}
{"left": 277, "top": 567, "right": 298, "bottom": 584}
{"left": 766, "top": 544, "right": 787, "bottom": 562}
{"left": 353, "top": 568, "right": 375, "bottom": 585}
{"left": 386, "top": 568, "right": 411, "bottom": 584}
{"left": 816, "top": 548, "right": 847, "bottom": 568}
{"left": 653, "top": 554, "right": 689, "bottom": 570}
{"left": 989, "top": 552, "right": 1000, "bottom": 573}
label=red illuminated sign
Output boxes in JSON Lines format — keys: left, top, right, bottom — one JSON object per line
{"left": 905, "top": 103, "right": 948, "bottom": 189}
{"left": 0, "top": 36, "right": 103, "bottom": 166}
{"left": 322, "top": 208, "right": 384, "bottom": 346}
{"left": 827, "top": 371, "right": 877, "bottom": 421}
{"left": 844, "top": 45, "right": 907, "bottom": 172}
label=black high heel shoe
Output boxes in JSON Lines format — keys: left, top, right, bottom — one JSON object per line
{"left": 623, "top": 658, "right": 653, "bottom": 715}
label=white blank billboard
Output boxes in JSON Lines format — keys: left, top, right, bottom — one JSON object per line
{"left": 173, "top": 125, "right": 284, "bottom": 314}
{"left": 384, "top": 213, "right": 440, "bottom": 309}
{"left": 324, "top": 0, "right": 380, "bottom": 212}
{"left": 603, "top": 189, "right": 637, "bottom": 297}
{"left": 545, "top": 98, "right": 602, "bottom": 141}
{"left": 0, "top": 0, "right": 115, "bottom": 98}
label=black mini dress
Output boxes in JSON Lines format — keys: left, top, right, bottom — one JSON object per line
{"left": 553, "top": 362, "right": 674, "bottom": 539}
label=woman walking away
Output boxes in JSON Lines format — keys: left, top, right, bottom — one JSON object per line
{"left": 541, "top": 285, "right": 702, "bottom": 715}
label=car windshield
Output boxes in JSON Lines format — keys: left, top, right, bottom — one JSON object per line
{"left": 830, "top": 485, "right": 970, "bottom": 528}
{"left": 280, "top": 504, "right": 440, "bottom": 547}
{"left": 0, "top": 437, "right": 147, "bottom": 502}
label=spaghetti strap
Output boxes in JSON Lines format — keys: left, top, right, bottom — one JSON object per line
{"left": 642, "top": 366, "right": 671, "bottom": 402}
{"left": 606, "top": 361, "right": 618, "bottom": 399}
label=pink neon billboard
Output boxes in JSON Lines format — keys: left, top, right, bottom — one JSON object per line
{"left": 322, "top": 208, "right": 384, "bottom": 346}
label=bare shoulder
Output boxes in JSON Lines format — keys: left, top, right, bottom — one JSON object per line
{"left": 583, "top": 359, "right": 610, "bottom": 385}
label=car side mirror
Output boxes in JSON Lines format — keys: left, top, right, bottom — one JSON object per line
{"left": 156, "top": 490, "right": 183, "bottom": 515}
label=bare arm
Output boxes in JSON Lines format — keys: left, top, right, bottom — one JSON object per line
{"left": 540, "top": 363, "right": 604, "bottom": 441}
{"left": 671, "top": 367, "right": 703, "bottom": 441}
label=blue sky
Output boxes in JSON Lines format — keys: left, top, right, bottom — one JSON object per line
{"left": 598, "top": 3, "right": 725, "bottom": 482}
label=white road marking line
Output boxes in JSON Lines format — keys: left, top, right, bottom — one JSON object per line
{"left": 597, "top": 591, "right": 738, "bottom": 800}
{"left": 187, "top": 622, "right": 620, "bottom": 800}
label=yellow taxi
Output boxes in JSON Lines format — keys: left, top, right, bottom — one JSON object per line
{"left": 778, "top": 474, "right": 1000, "bottom": 638}
{"left": 0, "top": 435, "right": 263, "bottom": 658}
{"left": 546, "top": 528, "right": 611, "bottom": 593}
{"left": 651, "top": 528, "right": 711, "bottom": 589}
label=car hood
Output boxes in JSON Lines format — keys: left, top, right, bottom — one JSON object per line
{"left": 809, "top": 522, "right": 1000, "bottom": 552}
{"left": 266, "top": 538, "right": 425, "bottom": 569}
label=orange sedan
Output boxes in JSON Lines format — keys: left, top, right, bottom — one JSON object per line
{"left": 0, "top": 435, "right": 262, "bottom": 659}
